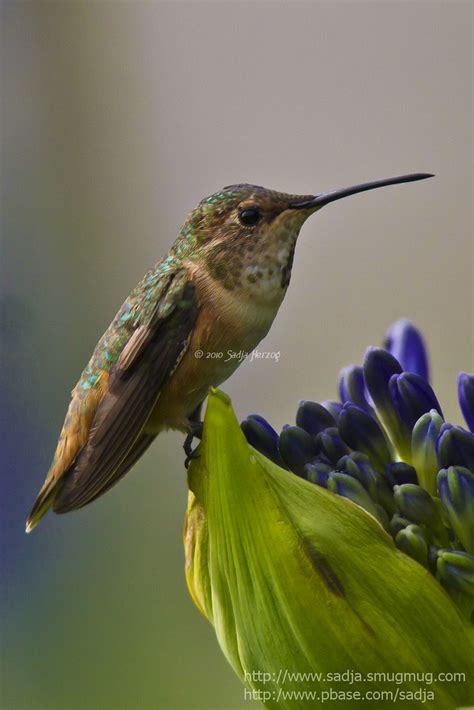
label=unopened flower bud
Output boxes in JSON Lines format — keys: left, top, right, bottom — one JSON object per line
{"left": 437, "top": 466, "right": 474, "bottom": 555}
{"left": 296, "top": 400, "right": 336, "bottom": 437}
{"left": 241, "top": 414, "right": 284, "bottom": 467}
{"left": 339, "top": 365, "right": 374, "bottom": 415}
{"left": 338, "top": 403, "right": 392, "bottom": 472}
{"left": 384, "top": 319, "right": 430, "bottom": 382}
{"left": 458, "top": 372, "right": 474, "bottom": 433}
{"left": 395, "top": 524, "right": 429, "bottom": 568}
{"left": 411, "top": 409, "right": 444, "bottom": 495}
{"left": 279, "top": 425, "right": 318, "bottom": 477}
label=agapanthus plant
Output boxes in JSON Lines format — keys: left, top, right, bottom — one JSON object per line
{"left": 185, "top": 321, "right": 474, "bottom": 709}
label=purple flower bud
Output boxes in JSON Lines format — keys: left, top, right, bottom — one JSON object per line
{"left": 437, "top": 466, "right": 474, "bottom": 554}
{"left": 411, "top": 409, "right": 444, "bottom": 496}
{"left": 241, "top": 415, "right": 285, "bottom": 468}
{"left": 336, "top": 452, "right": 377, "bottom": 498}
{"left": 437, "top": 550, "right": 474, "bottom": 597}
{"left": 364, "top": 347, "right": 402, "bottom": 412}
{"left": 338, "top": 403, "right": 392, "bottom": 472}
{"left": 384, "top": 319, "right": 430, "bottom": 382}
{"left": 436, "top": 424, "right": 474, "bottom": 471}
{"left": 338, "top": 365, "right": 374, "bottom": 415}
{"left": 296, "top": 400, "right": 335, "bottom": 437}
{"left": 304, "top": 461, "right": 332, "bottom": 487}
{"left": 458, "top": 372, "right": 474, "bottom": 433}
{"left": 363, "top": 347, "right": 411, "bottom": 461}
{"left": 320, "top": 400, "right": 343, "bottom": 423}
{"left": 314, "top": 427, "right": 350, "bottom": 465}
{"left": 389, "top": 372, "right": 442, "bottom": 431}
{"left": 278, "top": 425, "right": 318, "bottom": 477}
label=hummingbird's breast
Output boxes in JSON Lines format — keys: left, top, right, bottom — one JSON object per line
{"left": 146, "top": 261, "right": 283, "bottom": 433}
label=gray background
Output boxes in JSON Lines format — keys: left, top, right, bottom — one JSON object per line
{"left": 2, "top": 1, "right": 472, "bottom": 708}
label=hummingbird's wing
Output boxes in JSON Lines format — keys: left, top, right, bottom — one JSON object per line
{"left": 75, "top": 430, "right": 158, "bottom": 505}
{"left": 26, "top": 269, "right": 198, "bottom": 529}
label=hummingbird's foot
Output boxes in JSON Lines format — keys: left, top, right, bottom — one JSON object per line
{"left": 184, "top": 402, "right": 204, "bottom": 468}
{"left": 184, "top": 420, "right": 203, "bottom": 468}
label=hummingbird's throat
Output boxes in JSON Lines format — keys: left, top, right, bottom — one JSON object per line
{"left": 239, "top": 209, "right": 306, "bottom": 298}
{"left": 205, "top": 221, "right": 302, "bottom": 302}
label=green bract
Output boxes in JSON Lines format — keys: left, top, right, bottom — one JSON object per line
{"left": 185, "top": 389, "right": 474, "bottom": 709}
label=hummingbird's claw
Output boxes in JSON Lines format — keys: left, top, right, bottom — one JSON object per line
{"left": 184, "top": 420, "right": 203, "bottom": 468}
{"left": 184, "top": 447, "right": 200, "bottom": 469}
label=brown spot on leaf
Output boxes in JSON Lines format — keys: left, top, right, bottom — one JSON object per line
{"left": 302, "top": 539, "right": 345, "bottom": 597}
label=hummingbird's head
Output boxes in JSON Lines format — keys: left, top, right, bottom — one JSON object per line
{"left": 173, "top": 184, "right": 318, "bottom": 300}
{"left": 173, "top": 174, "right": 433, "bottom": 302}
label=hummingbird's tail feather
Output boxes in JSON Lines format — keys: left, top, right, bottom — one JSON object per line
{"left": 25, "top": 478, "right": 62, "bottom": 533}
{"left": 26, "top": 432, "right": 156, "bottom": 528}
{"left": 53, "top": 432, "right": 157, "bottom": 514}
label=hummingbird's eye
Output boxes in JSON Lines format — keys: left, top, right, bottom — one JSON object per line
{"left": 238, "top": 207, "right": 261, "bottom": 227}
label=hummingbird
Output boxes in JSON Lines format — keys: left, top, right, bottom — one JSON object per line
{"left": 26, "top": 172, "right": 433, "bottom": 532}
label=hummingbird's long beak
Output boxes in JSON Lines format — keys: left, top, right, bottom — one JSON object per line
{"left": 289, "top": 173, "right": 434, "bottom": 210}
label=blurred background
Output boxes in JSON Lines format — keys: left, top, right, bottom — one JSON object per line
{"left": 1, "top": 1, "right": 472, "bottom": 708}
